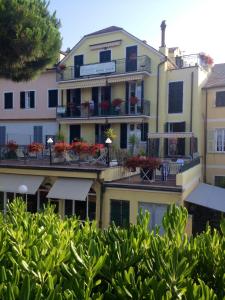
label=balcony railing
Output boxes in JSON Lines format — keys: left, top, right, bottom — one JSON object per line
{"left": 56, "top": 100, "right": 150, "bottom": 119}
{"left": 56, "top": 55, "right": 151, "bottom": 82}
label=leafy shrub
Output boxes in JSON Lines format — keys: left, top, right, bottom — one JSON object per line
{"left": 0, "top": 199, "right": 224, "bottom": 299}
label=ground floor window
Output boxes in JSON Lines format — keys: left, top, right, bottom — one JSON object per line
{"left": 110, "top": 199, "right": 130, "bottom": 227}
{"left": 64, "top": 192, "right": 96, "bottom": 221}
{"left": 215, "top": 176, "right": 225, "bottom": 189}
{"left": 138, "top": 202, "right": 168, "bottom": 234}
{"left": 215, "top": 129, "right": 225, "bottom": 152}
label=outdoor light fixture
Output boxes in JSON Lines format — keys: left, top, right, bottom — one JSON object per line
{"left": 18, "top": 184, "right": 28, "bottom": 206}
{"left": 105, "top": 138, "right": 112, "bottom": 167}
{"left": 47, "top": 137, "right": 54, "bottom": 165}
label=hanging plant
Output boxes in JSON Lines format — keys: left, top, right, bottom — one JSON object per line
{"left": 100, "top": 100, "right": 110, "bottom": 110}
{"left": 130, "top": 96, "right": 138, "bottom": 105}
{"left": 112, "top": 98, "right": 123, "bottom": 107}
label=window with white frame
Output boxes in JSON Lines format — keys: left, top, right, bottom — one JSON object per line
{"left": 20, "top": 91, "right": 35, "bottom": 109}
{"left": 216, "top": 129, "right": 225, "bottom": 152}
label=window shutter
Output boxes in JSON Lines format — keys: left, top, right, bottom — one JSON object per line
{"left": 120, "top": 123, "right": 127, "bottom": 149}
{"left": 141, "top": 80, "right": 144, "bottom": 112}
{"left": 20, "top": 92, "right": 25, "bottom": 108}
{"left": 30, "top": 91, "right": 35, "bottom": 108}
{"left": 149, "top": 138, "right": 160, "bottom": 157}
{"left": 141, "top": 123, "right": 148, "bottom": 141}
{"left": 48, "top": 90, "right": 58, "bottom": 107}
{"left": 125, "top": 82, "right": 129, "bottom": 114}
{"left": 0, "top": 126, "right": 6, "bottom": 145}
{"left": 121, "top": 201, "right": 130, "bottom": 227}
{"left": 95, "top": 124, "right": 99, "bottom": 143}
{"left": 207, "top": 129, "right": 215, "bottom": 153}
{"left": 110, "top": 200, "right": 122, "bottom": 226}
{"left": 216, "top": 91, "right": 225, "bottom": 107}
{"left": 33, "top": 126, "right": 43, "bottom": 143}
{"left": 168, "top": 82, "right": 183, "bottom": 113}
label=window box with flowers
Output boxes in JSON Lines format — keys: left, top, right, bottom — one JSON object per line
{"left": 53, "top": 142, "right": 71, "bottom": 163}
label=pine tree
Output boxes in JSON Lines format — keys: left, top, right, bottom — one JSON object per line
{"left": 0, "top": 0, "right": 61, "bottom": 81}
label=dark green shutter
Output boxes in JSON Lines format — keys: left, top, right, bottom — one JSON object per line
{"left": 177, "top": 122, "right": 185, "bottom": 155}
{"left": 4, "top": 92, "right": 13, "bottom": 109}
{"left": 125, "top": 82, "right": 129, "bottom": 114}
{"left": 141, "top": 123, "right": 148, "bottom": 141}
{"left": 0, "top": 126, "right": 6, "bottom": 145}
{"left": 121, "top": 201, "right": 130, "bottom": 227}
{"left": 20, "top": 92, "right": 25, "bottom": 108}
{"left": 141, "top": 80, "right": 144, "bottom": 112}
{"left": 168, "top": 82, "right": 183, "bottom": 113}
{"left": 74, "top": 55, "right": 83, "bottom": 78}
{"left": 30, "top": 91, "right": 35, "bottom": 108}
{"left": 92, "top": 87, "right": 99, "bottom": 115}
{"left": 120, "top": 123, "right": 127, "bottom": 149}
{"left": 149, "top": 138, "right": 160, "bottom": 157}
{"left": 48, "top": 90, "right": 58, "bottom": 107}
{"left": 95, "top": 124, "right": 99, "bottom": 143}
{"left": 110, "top": 200, "right": 121, "bottom": 226}
{"left": 69, "top": 125, "right": 80, "bottom": 143}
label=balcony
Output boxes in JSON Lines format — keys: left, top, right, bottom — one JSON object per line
{"left": 56, "top": 100, "right": 150, "bottom": 119}
{"left": 56, "top": 55, "right": 151, "bottom": 82}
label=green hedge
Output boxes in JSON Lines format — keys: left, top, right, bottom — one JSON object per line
{"left": 0, "top": 198, "right": 224, "bottom": 299}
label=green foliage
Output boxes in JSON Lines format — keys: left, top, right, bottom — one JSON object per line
{"left": 0, "top": 0, "right": 61, "bottom": 81}
{"left": 0, "top": 199, "right": 225, "bottom": 299}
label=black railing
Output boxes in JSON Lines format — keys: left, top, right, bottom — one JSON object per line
{"left": 56, "top": 55, "right": 151, "bottom": 81}
{"left": 56, "top": 100, "right": 150, "bottom": 118}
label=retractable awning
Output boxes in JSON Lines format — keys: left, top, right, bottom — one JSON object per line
{"left": 47, "top": 178, "right": 93, "bottom": 201}
{"left": 185, "top": 183, "right": 225, "bottom": 212}
{"left": 148, "top": 132, "right": 194, "bottom": 139}
{"left": 108, "top": 74, "right": 143, "bottom": 83}
{"left": 0, "top": 174, "right": 44, "bottom": 194}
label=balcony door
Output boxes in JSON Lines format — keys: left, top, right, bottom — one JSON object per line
{"left": 128, "top": 81, "right": 142, "bottom": 114}
{"left": 126, "top": 46, "right": 137, "bottom": 72}
{"left": 100, "top": 50, "right": 111, "bottom": 63}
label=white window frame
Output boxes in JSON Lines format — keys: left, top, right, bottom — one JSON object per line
{"left": 215, "top": 128, "right": 225, "bottom": 152}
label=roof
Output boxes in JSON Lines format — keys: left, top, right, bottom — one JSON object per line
{"left": 204, "top": 63, "right": 225, "bottom": 88}
{"left": 185, "top": 183, "right": 225, "bottom": 212}
{"left": 84, "top": 26, "right": 123, "bottom": 37}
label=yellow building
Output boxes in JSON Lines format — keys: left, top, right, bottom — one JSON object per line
{"left": 0, "top": 22, "right": 219, "bottom": 234}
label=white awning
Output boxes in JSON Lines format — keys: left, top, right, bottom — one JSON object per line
{"left": 108, "top": 74, "right": 143, "bottom": 83}
{"left": 148, "top": 132, "right": 194, "bottom": 138}
{"left": 47, "top": 178, "right": 93, "bottom": 201}
{"left": 0, "top": 174, "right": 44, "bottom": 194}
{"left": 185, "top": 183, "right": 225, "bottom": 212}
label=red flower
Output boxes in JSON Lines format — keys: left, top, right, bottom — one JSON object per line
{"left": 71, "top": 141, "right": 90, "bottom": 154}
{"left": 28, "top": 142, "right": 44, "bottom": 153}
{"left": 7, "top": 140, "right": 18, "bottom": 151}
{"left": 54, "top": 142, "right": 71, "bottom": 153}
{"left": 125, "top": 156, "right": 161, "bottom": 170}
{"left": 129, "top": 96, "right": 138, "bottom": 105}
{"left": 112, "top": 98, "right": 123, "bottom": 107}
{"left": 100, "top": 100, "right": 110, "bottom": 110}
{"left": 89, "top": 143, "right": 104, "bottom": 155}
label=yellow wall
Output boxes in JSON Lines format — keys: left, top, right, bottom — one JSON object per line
{"left": 102, "top": 187, "right": 181, "bottom": 228}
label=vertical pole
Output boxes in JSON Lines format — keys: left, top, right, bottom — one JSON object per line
{"left": 86, "top": 195, "right": 89, "bottom": 220}
{"left": 49, "top": 145, "right": 52, "bottom": 165}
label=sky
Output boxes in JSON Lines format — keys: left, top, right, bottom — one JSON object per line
{"left": 49, "top": 0, "right": 224, "bottom": 63}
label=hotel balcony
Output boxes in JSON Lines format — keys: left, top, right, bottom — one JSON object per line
{"left": 56, "top": 100, "right": 150, "bottom": 123}
{"left": 56, "top": 55, "right": 151, "bottom": 82}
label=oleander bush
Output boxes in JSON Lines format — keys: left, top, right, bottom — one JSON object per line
{"left": 0, "top": 199, "right": 224, "bottom": 299}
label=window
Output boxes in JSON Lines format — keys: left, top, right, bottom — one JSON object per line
{"left": 110, "top": 200, "right": 130, "bottom": 227}
{"left": 48, "top": 89, "right": 58, "bottom": 108}
{"left": 215, "top": 129, "right": 225, "bottom": 152}
{"left": 215, "top": 176, "right": 225, "bottom": 189}
{"left": 33, "top": 126, "right": 43, "bottom": 143}
{"left": 168, "top": 81, "right": 183, "bottom": 113}
{"left": 20, "top": 91, "right": 35, "bottom": 109}
{"left": 99, "top": 50, "right": 111, "bottom": 63}
{"left": 4, "top": 92, "right": 13, "bottom": 109}
{"left": 215, "top": 91, "right": 225, "bottom": 107}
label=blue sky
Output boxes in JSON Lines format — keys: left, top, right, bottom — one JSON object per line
{"left": 49, "top": 0, "right": 224, "bottom": 63}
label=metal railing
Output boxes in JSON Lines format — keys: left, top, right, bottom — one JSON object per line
{"left": 56, "top": 55, "right": 151, "bottom": 81}
{"left": 56, "top": 100, "right": 150, "bottom": 119}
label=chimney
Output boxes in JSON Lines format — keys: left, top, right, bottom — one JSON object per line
{"left": 159, "top": 20, "right": 168, "bottom": 56}
{"left": 160, "top": 20, "right": 166, "bottom": 47}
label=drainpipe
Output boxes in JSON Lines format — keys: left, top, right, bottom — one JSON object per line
{"left": 204, "top": 88, "right": 208, "bottom": 182}
{"left": 190, "top": 71, "right": 194, "bottom": 156}
{"left": 156, "top": 58, "right": 167, "bottom": 132}
{"left": 97, "top": 172, "right": 104, "bottom": 229}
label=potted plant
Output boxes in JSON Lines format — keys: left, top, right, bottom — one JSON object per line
{"left": 6, "top": 140, "right": 18, "bottom": 159}
{"left": 130, "top": 95, "right": 138, "bottom": 105}
{"left": 54, "top": 142, "right": 71, "bottom": 154}
{"left": 139, "top": 156, "right": 161, "bottom": 180}
{"left": 28, "top": 142, "right": 44, "bottom": 153}
{"left": 100, "top": 100, "right": 110, "bottom": 112}
{"left": 112, "top": 98, "right": 123, "bottom": 113}
{"left": 124, "top": 156, "right": 140, "bottom": 172}
{"left": 104, "top": 128, "right": 117, "bottom": 141}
